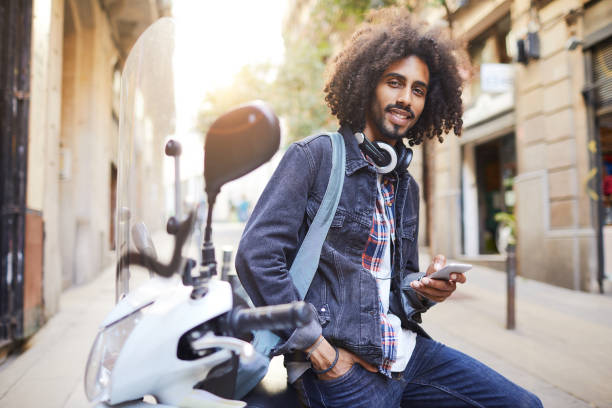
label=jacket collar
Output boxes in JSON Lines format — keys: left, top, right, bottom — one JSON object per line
{"left": 339, "top": 126, "right": 371, "bottom": 176}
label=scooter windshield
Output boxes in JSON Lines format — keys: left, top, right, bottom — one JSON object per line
{"left": 116, "top": 18, "right": 204, "bottom": 300}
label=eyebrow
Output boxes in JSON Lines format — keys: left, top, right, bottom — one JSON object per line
{"left": 383, "top": 73, "right": 429, "bottom": 90}
{"left": 414, "top": 80, "right": 429, "bottom": 90}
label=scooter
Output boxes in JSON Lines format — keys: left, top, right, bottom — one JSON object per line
{"left": 84, "top": 18, "right": 304, "bottom": 408}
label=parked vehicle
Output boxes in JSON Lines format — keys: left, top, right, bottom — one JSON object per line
{"left": 84, "top": 18, "right": 305, "bottom": 407}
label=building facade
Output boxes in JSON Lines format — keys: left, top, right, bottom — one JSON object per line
{"left": 421, "top": 0, "right": 611, "bottom": 293}
{"left": 1, "top": 0, "right": 170, "bottom": 353}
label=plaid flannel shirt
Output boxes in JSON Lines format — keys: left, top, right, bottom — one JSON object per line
{"left": 362, "top": 174, "right": 397, "bottom": 377}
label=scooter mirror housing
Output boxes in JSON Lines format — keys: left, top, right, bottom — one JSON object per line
{"left": 204, "top": 101, "right": 280, "bottom": 203}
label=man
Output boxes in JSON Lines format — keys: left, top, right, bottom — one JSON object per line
{"left": 236, "top": 8, "right": 542, "bottom": 408}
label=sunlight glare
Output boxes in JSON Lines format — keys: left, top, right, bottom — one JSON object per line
{"left": 172, "top": 0, "right": 287, "bottom": 134}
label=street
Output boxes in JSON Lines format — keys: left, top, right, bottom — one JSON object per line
{"left": 0, "top": 222, "right": 611, "bottom": 407}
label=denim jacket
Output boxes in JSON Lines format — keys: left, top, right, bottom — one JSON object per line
{"left": 235, "top": 127, "right": 433, "bottom": 367}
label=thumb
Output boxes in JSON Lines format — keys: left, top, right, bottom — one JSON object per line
{"left": 426, "top": 254, "right": 446, "bottom": 276}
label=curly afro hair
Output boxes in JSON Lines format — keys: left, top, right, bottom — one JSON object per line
{"left": 324, "top": 8, "right": 466, "bottom": 145}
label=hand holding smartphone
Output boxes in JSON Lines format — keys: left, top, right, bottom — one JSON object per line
{"left": 428, "top": 263, "right": 472, "bottom": 281}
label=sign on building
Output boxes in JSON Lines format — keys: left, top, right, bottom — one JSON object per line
{"left": 481, "top": 63, "right": 515, "bottom": 93}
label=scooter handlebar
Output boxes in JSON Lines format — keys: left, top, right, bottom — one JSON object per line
{"left": 230, "top": 301, "right": 315, "bottom": 334}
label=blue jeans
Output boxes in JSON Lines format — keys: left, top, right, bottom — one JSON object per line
{"left": 295, "top": 336, "right": 543, "bottom": 408}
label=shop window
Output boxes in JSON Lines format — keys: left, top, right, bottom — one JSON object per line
{"left": 474, "top": 134, "right": 516, "bottom": 254}
{"left": 593, "top": 38, "right": 612, "bottom": 111}
{"left": 601, "top": 116, "right": 612, "bottom": 225}
{"left": 465, "top": 14, "right": 512, "bottom": 107}
{"left": 593, "top": 38, "right": 612, "bottom": 224}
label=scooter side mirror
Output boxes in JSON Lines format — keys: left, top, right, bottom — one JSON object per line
{"left": 204, "top": 101, "right": 280, "bottom": 202}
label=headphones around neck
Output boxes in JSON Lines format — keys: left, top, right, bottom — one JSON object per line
{"left": 354, "top": 132, "right": 413, "bottom": 174}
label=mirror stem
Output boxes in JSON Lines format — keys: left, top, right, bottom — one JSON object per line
{"left": 200, "top": 195, "right": 217, "bottom": 279}
{"left": 204, "top": 196, "right": 215, "bottom": 243}
{"left": 165, "top": 139, "right": 182, "bottom": 220}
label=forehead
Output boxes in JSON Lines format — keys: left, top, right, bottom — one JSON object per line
{"left": 381, "top": 55, "right": 430, "bottom": 83}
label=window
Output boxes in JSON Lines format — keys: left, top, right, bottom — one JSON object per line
{"left": 465, "top": 14, "right": 512, "bottom": 107}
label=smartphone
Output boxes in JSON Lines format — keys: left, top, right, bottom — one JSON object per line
{"left": 428, "top": 263, "right": 472, "bottom": 281}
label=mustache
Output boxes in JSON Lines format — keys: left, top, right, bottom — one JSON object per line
{"left": 385, "top": 104, "right": 415, "bottom": 119}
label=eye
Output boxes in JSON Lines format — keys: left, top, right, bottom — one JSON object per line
{"left": 413, "top": 87, "right": 426, "bottom": 97}
{"left": 387, "top": 79, "right": 402, "bottom": 88}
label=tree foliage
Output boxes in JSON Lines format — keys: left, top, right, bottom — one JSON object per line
{"left": 198, "top": 63, "right": 276, "bottom": 132}
{"left": 198, "top": 0, "right": 442, "bottom": 144}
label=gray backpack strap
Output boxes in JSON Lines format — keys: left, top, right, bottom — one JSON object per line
{"left": 290, "top": 131, "right": 345, "bottom": 297}
{"left": 235, "top": 132, "right": 346, "bottom": 399}
{"left": 250, "top": 132, "right": 345, "bottom": 357}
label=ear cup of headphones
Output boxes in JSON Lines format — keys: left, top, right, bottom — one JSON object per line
{"left": 354, "top": 132, "right": 413, "bottom": 174}
{"left": 395, "top": 144, "right": 413, "bottom": 174}
{"left": 372, "top": 142, "right": 397, "bottom": 174}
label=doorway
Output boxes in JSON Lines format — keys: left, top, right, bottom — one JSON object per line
{"left": 462, "top": 133, "right": 516, "bottom": 255}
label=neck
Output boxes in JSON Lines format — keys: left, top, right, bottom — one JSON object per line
{"left": 362, "top": 122, "right": 398, "bottom": 147}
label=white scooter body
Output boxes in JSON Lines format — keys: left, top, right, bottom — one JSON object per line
{"left": 88, "top": 16, "right": 287, "bottom": 408}
{"left": 87, "top": 277, "right": 249, "bottom": 407}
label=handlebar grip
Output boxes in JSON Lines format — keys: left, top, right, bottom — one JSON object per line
{"left": 230, "top": 301, "right": 315, "bottom": 334}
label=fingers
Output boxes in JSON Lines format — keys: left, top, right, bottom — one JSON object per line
{"left": 425, "top": 254, "right": 446, "bottom": 276}
{"left": 341, "top": 348, "right": 377, "bottom": 373}
{"left": 450, "top": 273, "right": 467, "bottom": 284}
{"left": 411, "top": 276, "right": 456, "bottom": 302}
{"left": 317, "top": 348, "right": 376, "bottom": 380}
{"left": 415, "top": 276, "right": 455, "bottom": 292}
{"left": 418, "top": 254, "right": 467, "bottom": 302}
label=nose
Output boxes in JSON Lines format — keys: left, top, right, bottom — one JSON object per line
{"left": 396, "top": 88, "right": 412, "bottom": 108}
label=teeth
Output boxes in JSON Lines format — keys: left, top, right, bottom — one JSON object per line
{"left": 390, "top": 109, "right": 409, "bottom": 119}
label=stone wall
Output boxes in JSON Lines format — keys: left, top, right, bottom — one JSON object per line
{"left": 26, "top": 0, "right": 164, "bottom": 320}
{"left": 28, "top": 0, "right": 65, "bottom": 317}
{"left": 58, "top": 0, "right": 117, "bottom": 288}
{"left": 512, "top": 0, "right": 596, "bottom": 290}
{"left": 426, "top": 0, "right": 601, "bottom": 291}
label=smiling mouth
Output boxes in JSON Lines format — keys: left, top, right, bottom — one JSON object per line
{"left": 386, "top": 107, "right": 414, "bottom": 124}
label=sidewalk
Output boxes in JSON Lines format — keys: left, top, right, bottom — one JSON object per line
{"left": 0, "top": 263, "right": 115, "bottom": 408}
{"left": 0, "top": 246, "right": 611, "bottom": 407}
{"left": 420, "top": 254, "right": 612, "bottom": 408}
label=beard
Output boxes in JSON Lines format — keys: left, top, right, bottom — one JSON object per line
{"left": 370, "top": 102, "right": 414, "bottom": 141}
{"left": 373, "top": 117, "right": 406, "bottom": 141}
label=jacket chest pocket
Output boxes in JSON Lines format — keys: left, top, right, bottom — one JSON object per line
{"left": 398, "top": 217, "right": 418, "bottom": 268}
{"left": 306, "top": 198, "right": 363, "bottom": 247}
{"left": 306, "top": 197, "right": 346, "bottom": 226}
{"left": 401, "top": 217, "right": 417, "bottom": 241}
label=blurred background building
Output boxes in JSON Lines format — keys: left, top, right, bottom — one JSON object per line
{"left": 1, "top": 0, "right": 171, "bottom": 354}
{"left": 414, "top": 0, "right": 611, "bottom": 295}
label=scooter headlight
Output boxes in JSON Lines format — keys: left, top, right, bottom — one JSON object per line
{"left": 84, "top": 306, "right": 149, "bottom": 402}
